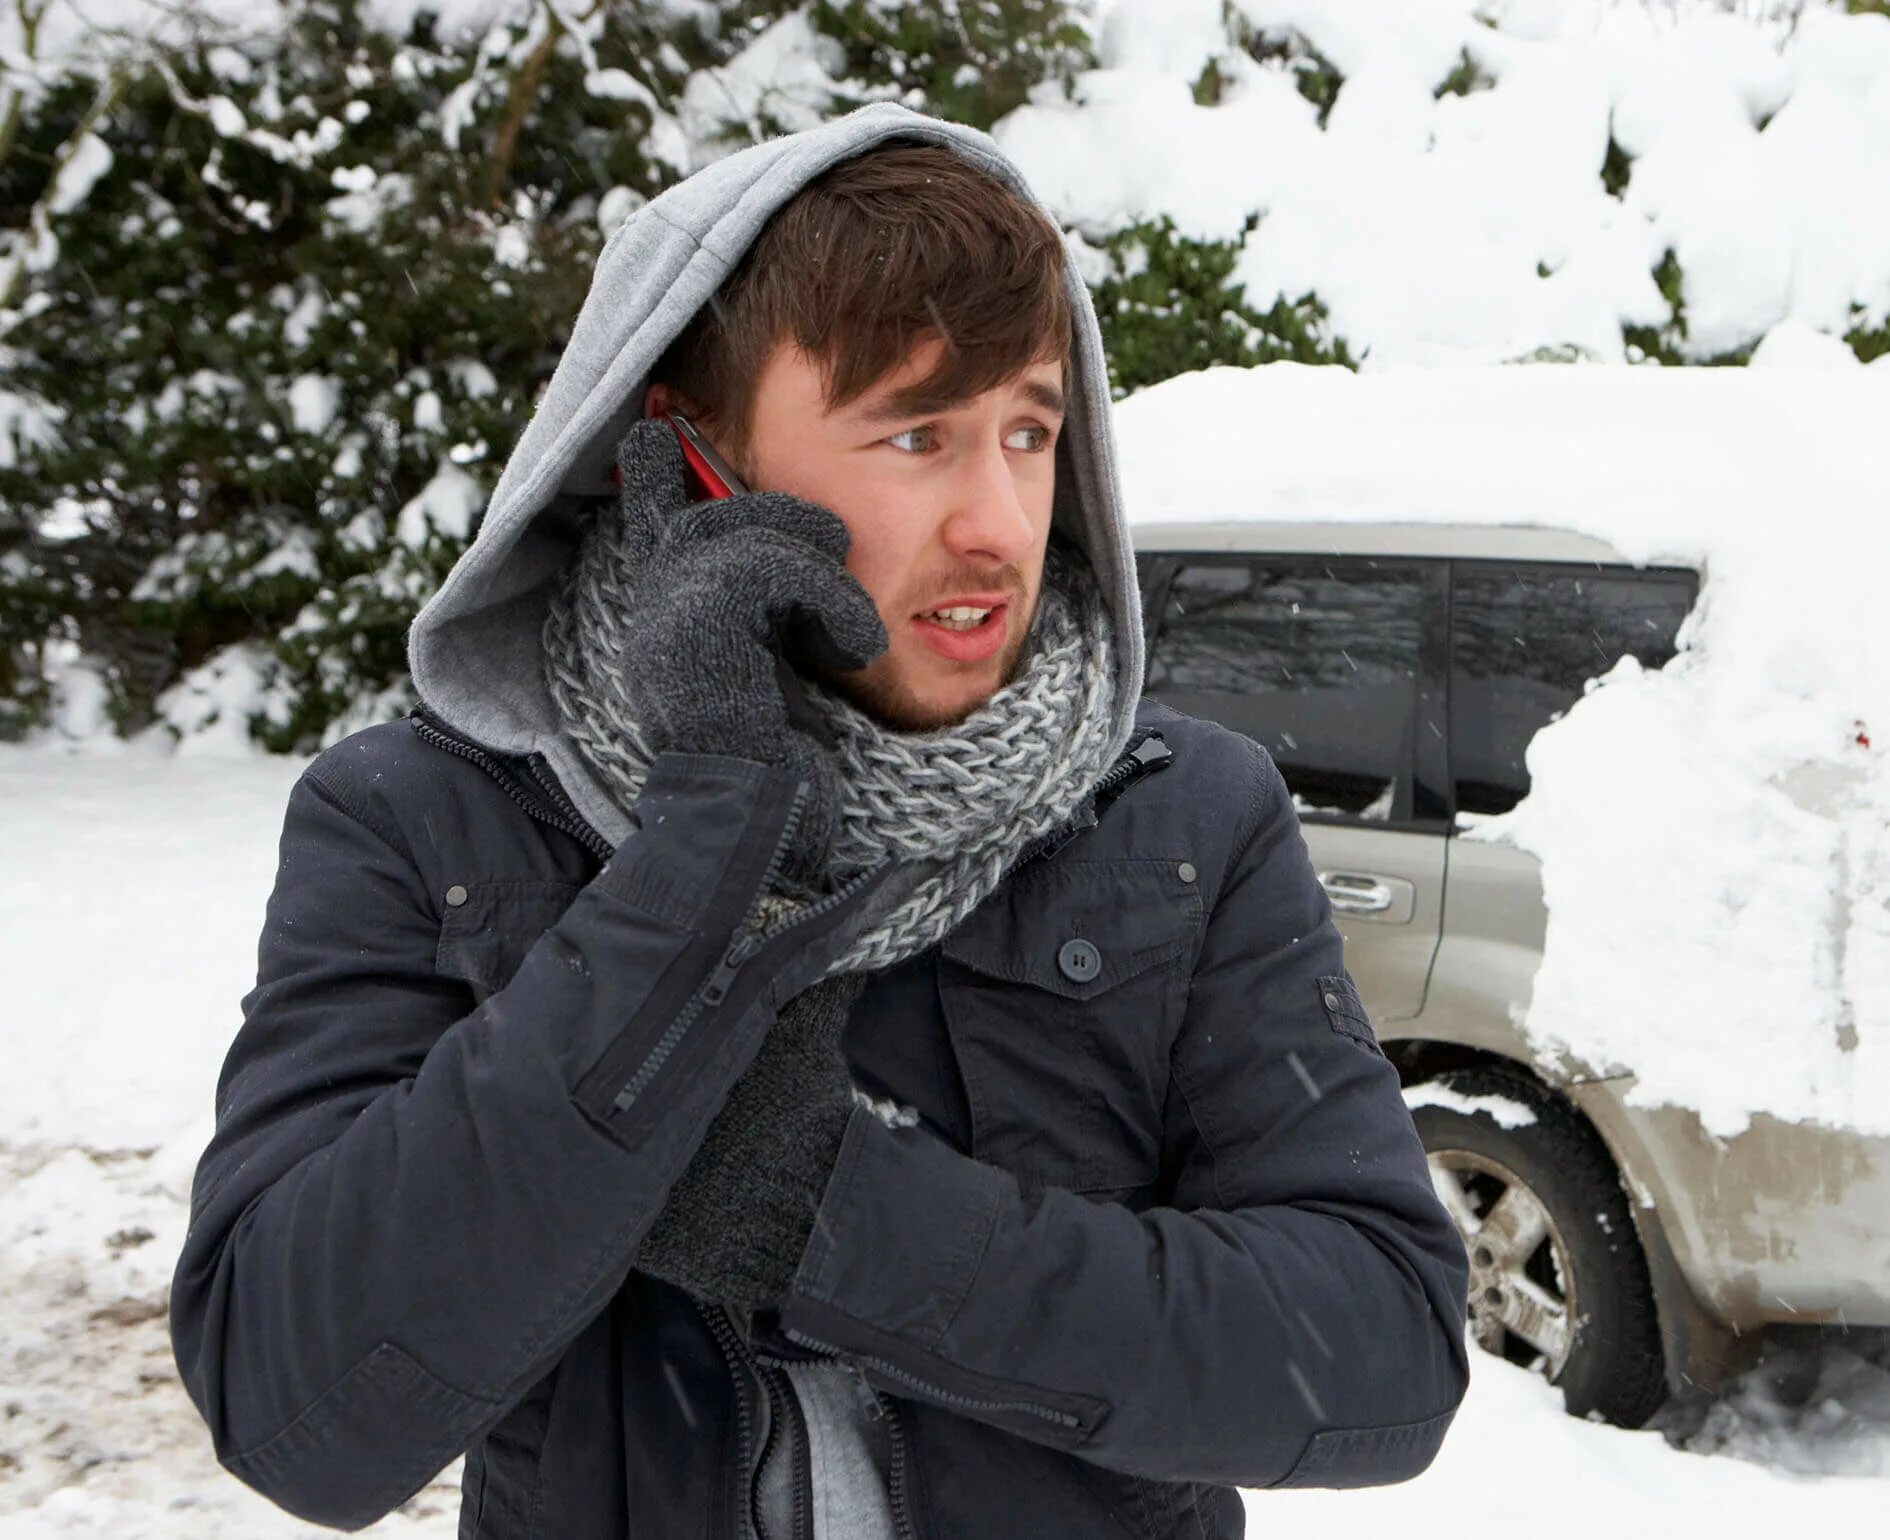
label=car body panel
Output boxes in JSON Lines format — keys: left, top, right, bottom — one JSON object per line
{"left": 1299, "top": 822, "right": 1443, "bottom": 1024}
{"left": 1572, "top": 1082, "right": 1890, "bottom": 1331}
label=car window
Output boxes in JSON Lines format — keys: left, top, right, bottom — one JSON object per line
{"left": 1144, "top": 559, "right": 1437, "bottom": 823}
{"left": 1451, "top": 563, "right": 1697, "bottom": 817}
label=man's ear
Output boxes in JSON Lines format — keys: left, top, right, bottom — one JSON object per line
{"left": 642, "top": 381, "right": 689, "bottom": 419}
{"left": 642, "top": 381, "right": 750, "bottom": 480}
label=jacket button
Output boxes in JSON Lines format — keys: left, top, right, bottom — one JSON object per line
{"left": 445, "top": 884, "right": 469, "bottom": 908}
{"left": 1177, "top": 861, "right": 1197, "bottom": 883}
{"left": 1057, "top": 939, "right": 1101, "bottom": 984}
{"left": 1323, "top": 991, "right": 1342, "bottom": 1011}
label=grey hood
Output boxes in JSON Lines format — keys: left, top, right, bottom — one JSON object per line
{"left": 406, "top": 102, "right": 1144, "bottom": 849}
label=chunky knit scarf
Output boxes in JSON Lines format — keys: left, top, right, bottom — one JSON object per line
{"left": 542, "top": 524, "right": 1121, "bottom": 979}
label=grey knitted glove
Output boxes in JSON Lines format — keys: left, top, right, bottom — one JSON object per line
{"left": 634, "top": 971, "right": 865, "bottom": 1315}
{"left": 604, "top": 417, "right": 888, "bottom": 891}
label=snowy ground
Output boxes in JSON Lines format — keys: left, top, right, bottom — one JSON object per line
{"left": 2, "top": 744, "right": 1886, "bottom": 1534}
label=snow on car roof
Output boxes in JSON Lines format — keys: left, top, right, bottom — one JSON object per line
{"left": 1116, "top": 362, "right": 1882, "bottom": 561}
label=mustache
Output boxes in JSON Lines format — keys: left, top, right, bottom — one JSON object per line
{"left": 904, "top": 566, "right": 1028, "bottom": 611}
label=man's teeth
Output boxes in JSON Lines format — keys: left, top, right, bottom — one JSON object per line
{"left": 923, "top": 606, "right": 993, "bottom": 630}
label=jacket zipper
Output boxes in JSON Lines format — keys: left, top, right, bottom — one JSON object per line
{"left": 523, "top": 750, "right": 615, "bottom": 862}
{"left": 1010, "top": 730, "right": 1172, "bottom": 872}
{"left": 777, "top": 1366, "right": 813, "bottom": 1540}
{"left": 607, "top": 780, "right": 845, "bottom": 1116}
{"left": 715, "top": 1313, "right": 818, "bottom": 1540}
{"left": 1090, "top": 730, "right": 1172, "bottom": 807}
{"left": 755, "top": 1352, "right": 911, "bottom": 1540}
{"left": 781, "top": 1328, "right": 1082, "bottom": 1431}
{"left": 841, "top": 1364, "right": 916, "bottom": 1540}
{"left": 883, "top": 1394, "right": 916, "bottom": 1540}
{"left": 698, "top": 1300, "right": 762, "bottom": 1540}
{"left": 407, "top": 705, "right": 613, "bottom": 863}
{"left": 613, "top": 810, "right": 896, "bottom": 1114}
{"left": 748, "top": 1391, "right": 780, "bottom": 1540}
{"left": 749, "top": 1355, "right": 812, "bottom": 1540}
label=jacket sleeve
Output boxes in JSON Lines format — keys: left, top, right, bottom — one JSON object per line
{"left": 168, "top": 741, "right": 868, "bottom": 1531}
{"left": 779, "top": 741, "right": 1471, "bottom": 1490}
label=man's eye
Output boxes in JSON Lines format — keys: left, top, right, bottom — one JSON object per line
{"left": 1007, "top": 424, "right": 1051, "bottom": 452}
{"left": 886, "top": 426, "right": 937, "bottom": 453}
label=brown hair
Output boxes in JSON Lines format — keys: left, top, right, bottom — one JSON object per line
{"left": 651, "top": 139, "right": 1073, "bottom": 458}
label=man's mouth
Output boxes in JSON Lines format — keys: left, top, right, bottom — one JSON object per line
{"left": 920, "top": 605, "right": 995, "bottom": 632}
{"left": 911, "top": 593, "right": 1011, "bottom": 663}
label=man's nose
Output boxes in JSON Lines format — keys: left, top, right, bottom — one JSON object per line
{"left": 940, "top": 442, "right": 1036, "bottom": 565}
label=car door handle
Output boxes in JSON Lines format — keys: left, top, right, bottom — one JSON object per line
{"left": 1318, "top": 872, "right": 1395, "bottom": 914}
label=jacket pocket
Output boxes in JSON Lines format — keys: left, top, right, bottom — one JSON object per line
{"left": 434, "top": 880, "right": 587, "bottom": 1004}
{"left": 936, "top": 858, "right": 1202, "bottom": 1196}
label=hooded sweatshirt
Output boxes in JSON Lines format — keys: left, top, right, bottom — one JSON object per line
{"left": 405, "top": 101, "right": 1148, "bottom": 1540}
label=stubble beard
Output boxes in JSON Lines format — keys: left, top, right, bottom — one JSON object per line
{"left": 830, "top": 595, "right": 1039, "bottom": 731}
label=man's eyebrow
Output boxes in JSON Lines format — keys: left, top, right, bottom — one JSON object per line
{"left": 849, "top": 378, "right": 1068, "bottom": 424}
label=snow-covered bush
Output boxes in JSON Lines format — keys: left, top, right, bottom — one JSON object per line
{"left": 999, "top": 0, "right": 1890, "bottom": 370}
{"left": 0, "top": 0, "right": 727, "bottom": 748}
{"left": 1083, "top": 215, "right": 1352, "bottom": 398}
{"left": 812, "top": 0, "right": 1092, "bottom": 129}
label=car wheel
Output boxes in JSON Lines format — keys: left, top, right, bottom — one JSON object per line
{"left": 1409, "top": 1065, "right": 1668, "bottom": 1427}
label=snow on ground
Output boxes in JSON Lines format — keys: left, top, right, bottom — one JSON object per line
{"left": 2, "top": 715, "right": 1887, "bottom": 1531}
{"left": 1005, "top": 0, "right": 1890, "bottom": 367}
{"left": 1117, "top": 361, "right": 1890, "bottom": 1139}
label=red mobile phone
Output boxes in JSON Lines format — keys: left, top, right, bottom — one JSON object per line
{"left": 608, "top": 413, "right": 749, "bottom": 499}
{"left": 666, "top": 412, "right": 748, "bottom": 499}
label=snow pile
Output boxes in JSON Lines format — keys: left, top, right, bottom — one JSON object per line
{"left": 1003, "top": 0, "right": 1890, "bottom": 367}
{"left": 678, "top": 11, "right": 848, "bottom": 169}
{"left": 1117, "top": 361, "right": 1889, "bottom": 1137}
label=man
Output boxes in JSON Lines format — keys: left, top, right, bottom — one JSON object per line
{"left": 170, "top": 104, "right": 1469, "bottom": 1538}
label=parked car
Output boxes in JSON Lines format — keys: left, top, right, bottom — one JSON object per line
{"left": 1132, "top": 518, "right": 1890, "bottom": 1428}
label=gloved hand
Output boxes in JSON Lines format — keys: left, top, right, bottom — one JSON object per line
{"left": 602, "top": 417, "right": 888, "bottom": 892}
{"left": 633, "top": 970, "right": 865, "bottom": 1316}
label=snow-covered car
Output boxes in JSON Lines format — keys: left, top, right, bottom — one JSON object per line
{"left": 1121, "top": 363, "right": 1890, "bottom": 1429}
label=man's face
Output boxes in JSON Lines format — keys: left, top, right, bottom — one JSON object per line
{"left": 656, "top": 337, "right": 1066, "bottom": 731}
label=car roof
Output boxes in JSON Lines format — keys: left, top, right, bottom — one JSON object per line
{"left": 1128, "top": 519, "right": 1683, "bottom": 568}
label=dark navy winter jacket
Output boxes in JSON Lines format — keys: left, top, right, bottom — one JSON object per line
{"left": 169, "top": 695, "right": 1470, "bottom": 1537}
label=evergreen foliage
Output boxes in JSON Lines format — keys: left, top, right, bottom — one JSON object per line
{"left": 1623, "top": 248, "right": 1759, "bottom": 367}
{"left": 2, "top": 0, "right": 719, "bottom": 746}
{"left": 1088, "top": 216, "right": 1354, "bottom": 400}
{"left": 1843, "top": 305, "right": 1889, "bottom": 364}
{"left": 1601, "top": 134, "right": 1633, "bottom": 197}
{"left": 1237, "top": 21, "right": 1344, "bottom": 128}
{"left": 811, "top": 0, "right": 1092, "bottom": 131}
{"left": 1434, "top": 48, "right": 1496, "bottom": 99}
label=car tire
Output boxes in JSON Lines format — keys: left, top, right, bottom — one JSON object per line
{"left": 1409, "top": 1065, "right": 1668, "bottom": 1428}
